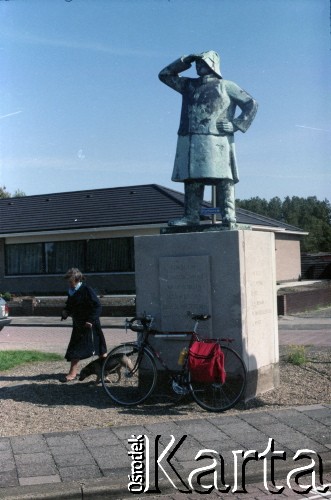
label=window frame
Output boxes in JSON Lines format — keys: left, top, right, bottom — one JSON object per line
{"left": 5, "top": 237, "right": 135, "bottom": 276}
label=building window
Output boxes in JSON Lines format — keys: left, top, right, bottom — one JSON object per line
{"left": 87, "top": 238, "right": 134, "bottom": 272}
{"left": 110, "top": 237, "right": 134, "bottom": 272}
{"left": 46, "top": 241, "right": 85, "bottom": 273}
{"left": 5, "top": 243, "right": 44, "bottom": 275}
{"left": 5, "top": 238, "right": 134, "bottom": 275}
{"left": 86, "top": 239, "right": 112, "bottom": 272}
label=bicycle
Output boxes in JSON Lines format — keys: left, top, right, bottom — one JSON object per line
{"left": 101, "top": 313, "right": 247, "bottom": 412}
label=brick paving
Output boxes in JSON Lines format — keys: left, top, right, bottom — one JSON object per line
{"left": 0, "top": 405, "right": 329, "bottom": 498}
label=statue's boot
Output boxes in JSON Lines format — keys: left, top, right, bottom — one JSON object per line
{"left": 168, "top": 182, "right": 204, "bottom": 226}
{"left": 216, "top": 180, "right": 236, "bottom": 226}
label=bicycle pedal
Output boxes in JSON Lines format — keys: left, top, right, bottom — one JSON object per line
{"left": 172, "top": 380, "right": 189, "bottom": 395}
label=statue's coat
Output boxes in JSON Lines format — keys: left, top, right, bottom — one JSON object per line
{"left": 159, "top": 57, "right": 258, "bottom": 184}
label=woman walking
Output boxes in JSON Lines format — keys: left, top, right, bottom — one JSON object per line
{"left": 60, "top": 268, "right": 107, "bottom": 382}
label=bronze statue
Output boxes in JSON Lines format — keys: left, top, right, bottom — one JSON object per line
{"left": 159, "top": 51, "right": 258, "bottom": 226}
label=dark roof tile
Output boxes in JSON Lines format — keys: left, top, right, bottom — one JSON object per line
{"left": 0, "top": 184, "right": 304, "bottom": 234}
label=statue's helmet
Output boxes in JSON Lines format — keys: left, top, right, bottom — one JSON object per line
{"left": 198, "top": 50, "right": 222, "bottom": 78}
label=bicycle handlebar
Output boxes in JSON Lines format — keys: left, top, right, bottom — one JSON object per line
{"left": 125, "top": 311, "right": 211, "bottom": 333}
{"left": 126, "top": 312, "right": 210, "bottom": 334}
{"left": 125, "top": 315, "right": 235, "bottom": 346}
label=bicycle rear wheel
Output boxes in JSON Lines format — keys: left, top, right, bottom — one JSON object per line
{"left": 102, "top": 344, "right": 157, "bottom": 406}
{"left": 189, "top": 345, "right": 246, "bottom": 412}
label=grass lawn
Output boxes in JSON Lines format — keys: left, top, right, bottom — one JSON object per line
{"left": 0, "top": 351, "right": 63, "bottom": 371}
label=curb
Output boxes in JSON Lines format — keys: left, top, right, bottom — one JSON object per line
{"left": 0, "top": 479, "right": 125, "bottom": 500}
{"left": 1, "top": 455, "right": 330, "bottom": 499}
{"left": 7, "top": 323, "right": 125, "bottom": 329}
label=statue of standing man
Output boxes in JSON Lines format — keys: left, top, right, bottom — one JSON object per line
{"left": 159, "top": 51, "right": 258, "bottom": 226}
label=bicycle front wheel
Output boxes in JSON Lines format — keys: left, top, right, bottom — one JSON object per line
{"left": 102, "top": 344, "right": 157, "bottom": 406}
{"left": 189, "top": 345, "right": 247, "bottom": 412}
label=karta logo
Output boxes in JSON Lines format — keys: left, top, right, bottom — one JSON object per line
{"left": 127, "top": 435, "right": 330, "bottom": 495}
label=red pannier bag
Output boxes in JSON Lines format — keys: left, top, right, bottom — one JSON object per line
{"left": 188, "top": 341, "right": 226, "bottom": 384}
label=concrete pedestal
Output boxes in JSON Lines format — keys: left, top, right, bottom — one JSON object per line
{"left": 134, "top": 230, "right": 279, "bottom": 399}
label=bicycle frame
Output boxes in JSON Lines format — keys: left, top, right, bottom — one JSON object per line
{"left": 123, "top": 316, "right": 239, "bottom": 394}
{"left": 125, "top": 314, "right": 235, "bottom": 365}
{"left": 121, "top": 329, "right": 194, "bottom": 378}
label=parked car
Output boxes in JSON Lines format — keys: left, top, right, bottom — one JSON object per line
{"left": 0, "top": 297, "right": 11, "bottom": 331}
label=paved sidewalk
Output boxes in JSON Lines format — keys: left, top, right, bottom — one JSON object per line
{"left": 278, "top": 309, "right": 331, "bottom": 346}
{"left": 0, "top": 404, "right": 330, "bottom": 499}
{"left": 7, "top": 316, "right": 126, "bottom": 328}
{"left": 1, "top": 318, "right": 135, "bottom": 354}
{"left": 2, "top": 311, "right": 330, "bottom": 354}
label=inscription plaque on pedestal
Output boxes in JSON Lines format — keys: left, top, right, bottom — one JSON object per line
{"left": 159, "top": 255, "right": 212, "bottom": 333}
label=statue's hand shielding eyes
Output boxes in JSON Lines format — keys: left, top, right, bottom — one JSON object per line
{"left": 182, "top": 54, "right": 199, "bottom": 65}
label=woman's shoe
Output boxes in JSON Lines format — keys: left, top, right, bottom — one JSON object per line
{"left": 60, "top": 374, "right": 77, "bottom": 383}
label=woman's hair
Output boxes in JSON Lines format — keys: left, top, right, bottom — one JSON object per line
{"left": 64, "top": 268, "right": 84, "bottom": 282}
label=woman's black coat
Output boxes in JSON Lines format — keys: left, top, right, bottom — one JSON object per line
{"left": 63, "top": 283, "right": 107, "bottom": 361}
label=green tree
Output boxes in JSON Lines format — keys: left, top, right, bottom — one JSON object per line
{"left": 0, "top": 186, "right": 12, "bottom": 199}
{"left": 0, "top": 186, "right": 26, "bottom": 199}
{"left": 13, "top": 189, "right": 26, "bottom": 198}
{"left": 267, "top": 196, "right": 283, "bottom": 221}
{"left": 236, "top": 196, "right": 269, "bottom": 216}
{"left": 236, "top": 195, "right": 331, "bottom": 253}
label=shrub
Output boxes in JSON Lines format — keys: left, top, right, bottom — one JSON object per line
{"left": 286, "top": 345, "right": 307, "bottom": 366}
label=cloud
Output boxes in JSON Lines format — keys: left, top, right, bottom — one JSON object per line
{"left": 0, "top": 111, "right": 22, "bottom": 120}
{"left": 295, "top": 125, "right": 331, "bottom": 133}
{"left": 4, "top": 30, "right": 160, "bottom": 58}
{"left": 1, "top": 155, "right": 128, "bottom": 171}
{"left": 77, "top": 149, "right": 86, "bottom": 160}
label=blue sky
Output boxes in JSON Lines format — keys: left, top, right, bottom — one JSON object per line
{"left": 1, "top": 0, "right": 330, "bottom": 201}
